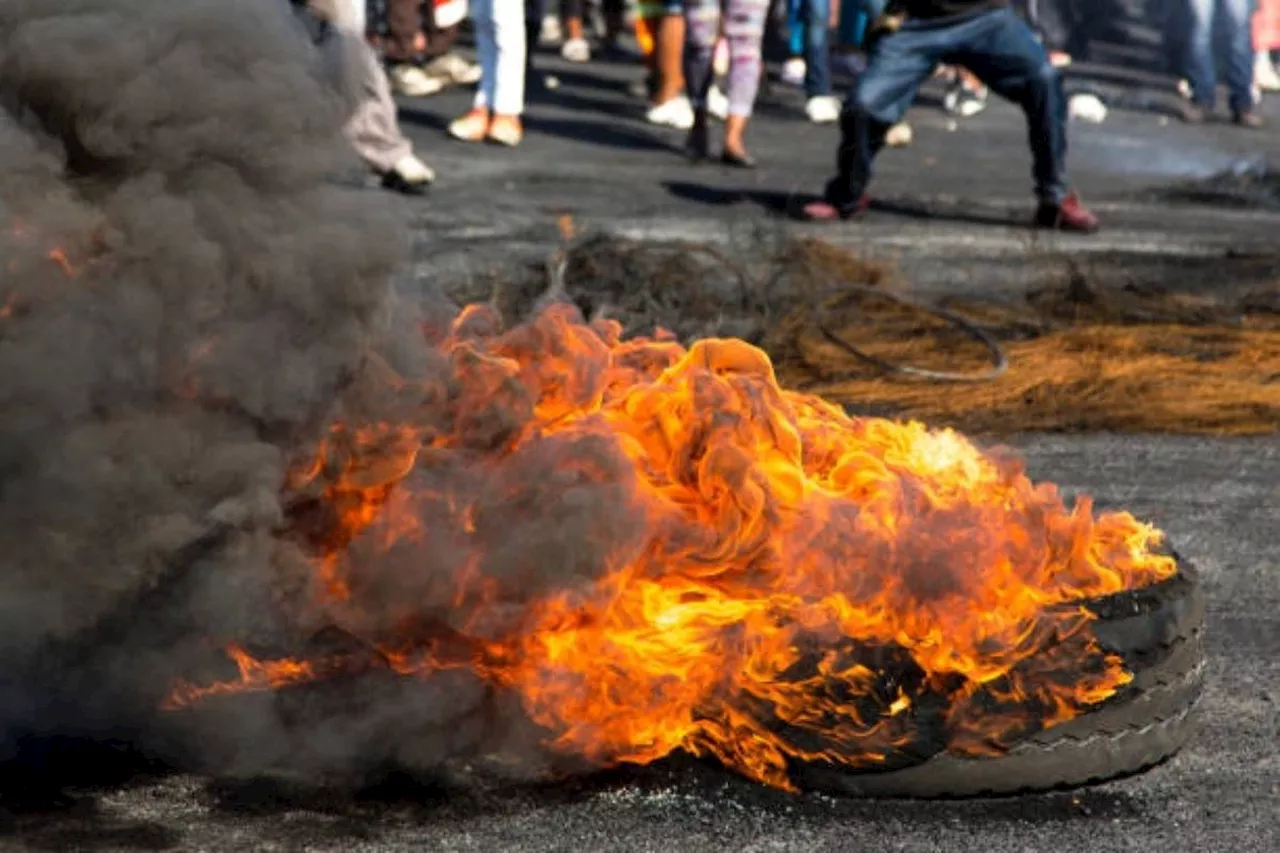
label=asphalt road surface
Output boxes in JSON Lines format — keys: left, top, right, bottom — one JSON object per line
{"left": 3, "top": 46, "right": 1279, "bottom": 853}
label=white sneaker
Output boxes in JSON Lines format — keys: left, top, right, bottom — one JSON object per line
{"left": 425, "top": 52, "right": 482, "bottom": 85}
{"left": 1068, "top": 93, "right": 1108, "bottom": 123}
{"left": 539, "top": 14, "right": 561, "bottom": 44}
{"left": 943, "top": 83, "right": 988, "bottom": 117}
{"left": 1256, "top": 52, "right": 1280, "bottom": 92}
{"left": 805, "top": 95, "right": 841, "bottom": 123}
{"left": 646, "top": 95, "right": 695, "bottom": 129}
{"left": 707, "top": 85, "right": 730, "bottom": 121}
{"left": 561, "top": 37, "right": 591, "bottom": 63}
{"left": 781, "top": 57, "right": 806, "bottom": 87}
{"left": 390, "top": 64, "right": 445, "bottom": 98}
{"left": 393, "top": 154, "right": 435, "bottom": 184}
{"left": 380, "top": 153, "right": 434, "bottom": 195}
{"left": 884, "top": 122, "right": 913, "bottom": 147}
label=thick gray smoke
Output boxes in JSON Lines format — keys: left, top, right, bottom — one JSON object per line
{"left": 0, "top": 0, "right": 409, "bottom": 775}
{"left": 0, "top": 0, "right": 617, "bottom": 789}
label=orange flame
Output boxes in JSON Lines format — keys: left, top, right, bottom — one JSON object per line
{"left": 164, "top": 304, "right": 1176, "bottom": 790}
{"left": 47, "top": 247, "right": 78, "bottom": 278}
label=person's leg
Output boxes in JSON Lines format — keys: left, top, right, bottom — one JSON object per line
{"left": 1257, "top": 0, "right": 1280, "bottom": 89}
{"left": 424, "top": 24, "right": 460, "bottom": 59}
{"left": 657, "top": 4, "right": 688, "bottom": 104}
{"left": 384, "top": 0, "right": 425, "bottom": 62}
{"left": 683, "top": 0, "right": 719, "bottom": 109}
{"left": 817, "top": 25, "right": 940, "bottom": 213}
{"left": 451, "top": 0, "right": 498, "bottom": 139}
{"left": 561, "top": 0, "right": 586, "bottom": 36}
{"left": 721, "top": 0, "right": 770, "bottom": 160}
{"left": 474, "top": 0, "right": 499, "bottom": 110}
{"left": 602, "top": 0, "right": 626, "bottom": 44}
{"left": 1025, "top": 0, "right": 1073, "bottom": 57}
{"left": 527, "top": 0, "right": 546, "bottom": 79}
{"left": 803, "top": 0, "right": 833, "bottom": 97}
{"left": 948, "top": 8, "right": 1065, "bottom": 204}
{"left": 1182, "top": 0, "right": 1218, "bottom": 109}
{"left": 561, "top": 0, "right": 591, "bottom": 60}
{"left": 491, "top": 0, "right": 529, "bottom": 118}
{"left": 317, "top": 5, "right": 435, "bottom": 192}
{"left": 344, "top": 36, "right": 417, "bottom": 170}
{"left": 1221, "top": 0, "right": 1259, "bottom": 116}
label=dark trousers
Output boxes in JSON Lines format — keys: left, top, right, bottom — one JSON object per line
{"left": 826, "top": 6, "right": 1068, "bottom": 210}
{"left": 1184, "top": 0, "right": 1255, "bottom": 114}
{"left": 1020, "top": 0, "right": 1086, "bottom": 55}
{"left": 384, "top": 0, "right": 459, "bottom": 61}
{"left": 557, "top": 0, "right": 627, "bottom": 33}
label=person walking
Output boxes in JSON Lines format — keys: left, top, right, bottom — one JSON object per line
{"left": 637, "top": 0, "right": 698, "bottom": 128}
{"left": 302, "top": 0, "right": 436, "bottom": 193}
{"left": 799, "top": 0, "right": 1098, "bottom": 232}
{"left": 683, "top": 0, "right": 771, "bottom": 166}
{"left": 383, "top": 0, "right": 483, "bottom": 96}
{"left": 1018, "top": 0, "right": 1082, "bottom": 67}
{"left": 781, "top": 0, "right": 843, "bottom": 122}
{"left": 1255, "top": 0, "right": 1280, "bottom": 92}
{"left": 1178, "top": 0, "right": 1263, "bottom": 126}
{"left": 450, "top": 0, "right": 527, "bottom": 144}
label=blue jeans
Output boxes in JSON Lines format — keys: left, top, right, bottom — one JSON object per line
{"left": 826, "top": 6, "right": 1068, "bottom": 210}
{"left": 786, "top": 0, "right": 834, "bottom": 96}
{"left": 1184, "top": 0, "right": 1254, "bottom": 113}
{"left": 836, "top": 0, "right": 885, "bottom": 48}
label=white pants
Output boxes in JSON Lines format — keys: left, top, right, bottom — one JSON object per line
{"left": 471, "top": 0, "right": 526, "bottom": 115}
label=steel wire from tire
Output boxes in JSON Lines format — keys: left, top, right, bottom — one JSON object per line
{"left": 548, "top": 246, "right": 1008, "bottom": 383}
{"left": 810, "top": 285, "right": 1009, "bottom": 383}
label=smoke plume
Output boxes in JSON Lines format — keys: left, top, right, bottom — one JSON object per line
{"left": 0, "top": 0, "right": 622, "bottom": 787}
{"left": 0, "top": 0, "right": 1177, "bottom": 795}
{"left": 0, "top": 0, "right": 410, "bottom": 775}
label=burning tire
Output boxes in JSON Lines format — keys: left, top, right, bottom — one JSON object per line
{"left": 793, "top": 558, "right": 1206, "bottom": 798}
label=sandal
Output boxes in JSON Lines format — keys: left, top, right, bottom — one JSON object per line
{"left": 486, "top": 114, "right": 523, "bottom": 147}
{"left": 448, "top": 108, "right": 490, "bottom": 142}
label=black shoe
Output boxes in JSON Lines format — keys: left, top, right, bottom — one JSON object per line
{"left": 720, "top": 149, "right": 758, "bottom": 169}
{"left": 1178, "top": 101, "right": 1209, "bottom": 124}
{"left": 685, "top": 119, "right": 710, "bottom": 163}
{"left": 380, "top": 169, "right": 430, "bottom": 196}
{"left": 1232, "top": 109, "right": 1265, "bottom": 128}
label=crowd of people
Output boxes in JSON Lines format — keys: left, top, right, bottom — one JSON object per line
{"left": 302, "top": 0, "right": 1279, "bottom": 229}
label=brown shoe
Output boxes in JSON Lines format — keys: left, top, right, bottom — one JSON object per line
{"left": 1034, "top": 191, "right": 1100, "bottom": 234}
{"left": 1178, "top": 102, "right": 1209, "bottom": 124}
{"left": 1232, "top": 109, "right": 1265, "bottom": 129}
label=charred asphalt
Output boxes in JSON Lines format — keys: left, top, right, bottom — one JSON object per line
{"left": 3, "top": 48, "right": 1279, "bottom": 853}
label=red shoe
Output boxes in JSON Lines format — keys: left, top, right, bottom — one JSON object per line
{"left": 1034, "top": 191, "right": 1100, "bottom": 233}
{"left": 797, "top": 193, "right": 870, "bottom": 222}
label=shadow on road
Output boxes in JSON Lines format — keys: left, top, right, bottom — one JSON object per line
{"left": 662, "top": 180, "right": 1032, "bottom": 229}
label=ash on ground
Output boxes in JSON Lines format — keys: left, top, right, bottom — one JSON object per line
{"left": 1149, "top": 157, "right": 1280, "bottom": 209}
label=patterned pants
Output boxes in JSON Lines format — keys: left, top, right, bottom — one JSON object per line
{"left": 683, "top": 0, "right": 769, "bottom": 117}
